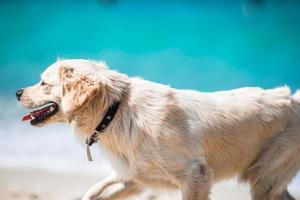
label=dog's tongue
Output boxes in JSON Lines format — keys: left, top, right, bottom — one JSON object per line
{"left": 22, "top": 108, "right": 48, "bottom": 121}
{"left": 22, "top": 113, "right": 32, "bottom": 121}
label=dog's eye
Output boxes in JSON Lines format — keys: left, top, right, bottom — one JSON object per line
{"left": 40, "top": 81, "right": 47, "bottom": 86}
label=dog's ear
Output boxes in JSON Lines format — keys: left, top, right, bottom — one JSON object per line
{"left": 59, "top": 66, "right": 99, "bottom": 115}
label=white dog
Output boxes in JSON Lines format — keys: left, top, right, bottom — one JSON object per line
{"left": 17, "top": 59, "right": 300, "bottom": 200}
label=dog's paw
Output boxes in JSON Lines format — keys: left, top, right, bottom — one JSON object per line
{"left": 81, "top": 193, "right": 95, "bottom": 200}
{"left": 82, "top": 190, "right": 105, "bottom": 200}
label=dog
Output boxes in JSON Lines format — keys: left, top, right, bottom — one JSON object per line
{"left": 16, "top": 59, "right": 300, "bottom": 200}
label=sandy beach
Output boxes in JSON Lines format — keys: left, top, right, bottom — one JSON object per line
{"left": 0, "top": 167, "right": 98, "bottom": 200}
{"left": 1, "top": 167, "right": 299, "bottom": 200}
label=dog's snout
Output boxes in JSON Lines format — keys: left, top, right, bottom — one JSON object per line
{"left": 16, "top": 89, "right": 24, "bottom": 101}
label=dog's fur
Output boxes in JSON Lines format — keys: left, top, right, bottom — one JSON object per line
{"left": 18, "top": 59, "right": 300, "bottom": 200}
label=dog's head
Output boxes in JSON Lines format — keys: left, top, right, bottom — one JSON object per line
{"left": 16, "top": 59, "right": 127, "bottom": 127}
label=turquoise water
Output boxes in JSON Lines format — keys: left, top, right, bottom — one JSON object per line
{"left": 1, "top": 0, "right": 300, "bottom": 95}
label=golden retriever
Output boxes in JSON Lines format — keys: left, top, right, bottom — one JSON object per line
{"left": 16, "top": 59, "right": 300, "bottom": 200}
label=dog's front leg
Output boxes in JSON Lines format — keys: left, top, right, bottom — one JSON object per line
{"left": 82, "top": 174, "right": 143, "bottom": 200}
{"left": 171, "top": 160, "right": 211, "bottom": 200}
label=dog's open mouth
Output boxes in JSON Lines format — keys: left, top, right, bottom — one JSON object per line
{"left": 22, "top": 102, "right": 59, "bottom": 125}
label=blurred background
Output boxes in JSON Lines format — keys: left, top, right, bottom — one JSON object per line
{"left": 0, "top": 0, "right": 300, "bottom": 200}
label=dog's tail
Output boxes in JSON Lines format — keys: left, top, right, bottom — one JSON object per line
{"left": 293, "top": 90, "right": 300, "bottom": 103}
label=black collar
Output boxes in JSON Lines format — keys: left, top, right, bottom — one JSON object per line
{"left": 86, "top": 101, "right": 121, "bottom": 147}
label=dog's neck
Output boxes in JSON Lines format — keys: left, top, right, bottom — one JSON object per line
{"left": 71, "top": 70, "right": 130, "bottom": 141}
{"left": 86, "top": 101, "right": 121, "bottom": 146}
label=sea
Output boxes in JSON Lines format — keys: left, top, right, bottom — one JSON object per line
{"left": 0, "top": 0, "right": 299, "bottom": 193}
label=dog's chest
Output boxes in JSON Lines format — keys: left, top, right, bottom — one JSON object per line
{"left": 98, "top": 144, "right": 138, "bottom": 180}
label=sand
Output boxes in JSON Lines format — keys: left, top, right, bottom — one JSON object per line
{"left": 0, "top": 167, "right": 299, "bottom": 200}
{"left": 0, "top": 168, "right": 98, "bottom": 200}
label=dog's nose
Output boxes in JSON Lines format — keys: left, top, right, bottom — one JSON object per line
{"left": 16, "top": 89, "right": 24, "bottom": 101}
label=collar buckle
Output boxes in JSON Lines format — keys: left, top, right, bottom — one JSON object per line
{"left": 86, "top": 137, "right": 96, "bottom": 146}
